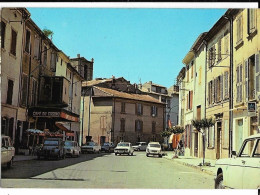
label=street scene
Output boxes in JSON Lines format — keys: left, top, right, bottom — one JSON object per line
{"left": 1, "top": 4, "right": 260, "bottom": 191}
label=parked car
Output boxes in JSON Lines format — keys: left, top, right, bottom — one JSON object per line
{"left": 37, "top": 138, "right": 66, "bottom": 160}
{"left": 64, "top": 141, "right": 81, "bottom": 157}
{"left": 132, "top": 142, "right": 147, "bottom": 151}
{"left": 114, "top": 142, "right": 134, "bottom": 156}
{"left": 81, "top": 142, "right": 101, "bottom": 154}
{"left": 1, "top": 135, "right": 15, "bottom": 168}
{"left": 215, "top": 134, "right": 260, "bottom": 189}
{"left": 101, "top": 142, "right": 115, "bottom": 153}
{"left": 146, "top": 142, "right": 162, "bottom": 157}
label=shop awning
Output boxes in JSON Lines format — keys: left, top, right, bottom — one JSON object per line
{"left": 28, "top": 107, "right": 79, "bottom": 122}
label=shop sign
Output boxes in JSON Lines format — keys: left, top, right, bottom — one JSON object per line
{"left": 33, "top": 111, "right": 61, "bottom": 117}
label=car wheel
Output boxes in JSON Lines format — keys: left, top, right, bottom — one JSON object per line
{"left": 215, "top": 173, "right": 224, "bottom": 189}
{"left": 137, "top": 148, "right": 140, "bottom": 151}
{"left": 115, "top": 153, "right": 117, "bottom": 156}
{"left": 159, "top": 154, "right": 162, "bottom": 158}
{"left": 146, "top": 153, "right": 149, "bottom": 157}
{"left": 131, "top": 152, "right": 134, "bottom": 156}
{"left": 7, "top": 158, "right": 13, "bottom": 168}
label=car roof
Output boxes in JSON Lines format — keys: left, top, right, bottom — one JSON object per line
{"left": 246, "top": 133, "right": 260, "bottom": 139}
{"left": 148, "top": 142, "right": 160, "bottom": 144}
{"left": 119, "top": 142, "right": 130, "bottom": 144}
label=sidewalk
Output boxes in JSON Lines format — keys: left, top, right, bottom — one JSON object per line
{"left": 13, "top": 155, "right": 37, "bottom": 162}
{"left": 162, "top": 151, "right": 217, "bottom": 176}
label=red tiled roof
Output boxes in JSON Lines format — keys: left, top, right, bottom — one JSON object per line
{"left": 94, "top": 86, "right": 165, "bottom": 104}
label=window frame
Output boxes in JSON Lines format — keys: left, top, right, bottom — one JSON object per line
{"left": 24, "top": 28, "right": 31, "bottom": 54}
{"left": 10, "top": 28, "right": 18, "bottom": 56}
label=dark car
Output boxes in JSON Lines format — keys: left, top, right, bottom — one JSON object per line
{"left": 37, "top": 138, "right": 65, "bottom": 160}
{"left": 101, "top": 142, "right": 115, "bottom": 153}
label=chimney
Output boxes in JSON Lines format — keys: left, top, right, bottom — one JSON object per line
{"left": 77, "top": 54, "right": 80, "bottom": 58}
{"left": 91, "top": 58, "right": 94, "bottom": 63}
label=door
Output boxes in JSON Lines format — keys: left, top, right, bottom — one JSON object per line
{"left": 241, "top": 138, "right": 260, "bottom": 188}
{"left": 194, "top": 133, "right": 198, "bottom": 157}
{"left": 216, "top": 122, "right": 222, "bottom": 159}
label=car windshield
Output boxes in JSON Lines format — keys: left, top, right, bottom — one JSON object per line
{"left": 118, "top": 143, "right": 129, "bottom": 147}
{"left": 44, "top": 140, "right": 59, "bottom": 145}
{"left": 149, "top": 144, "right": 161, "bottom": 148}
{"left": 135, "top": 142, "right": 141, "bottom": 145}
{"left": 86, "top": 142, "right": 95, "bottom": 146}
{"left": 64, "top": 142, "right": 73, "bottom": 146}
{"left": 103, "top": 143, "right": 110, "bottom": 146}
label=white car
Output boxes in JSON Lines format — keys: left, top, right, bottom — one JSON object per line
{"left": 1, "top": 135, "right": 15, "bottom": 168}
{"left": 81, "top": 142, "right": 101, "bottom": 154}
{"left": 64, "top": 141, "right": 81, "bottom": 157}
{"left": 215, "top": 134, "right": 260, "bottom": 189}
{"left": 114, "top": 142, "right": 134, "bottom": 156}
{"left": 146, "top": 142, "right": 162, "bottom": 158}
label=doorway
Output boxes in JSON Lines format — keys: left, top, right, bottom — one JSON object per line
{"left": 194, "top": 132, "right": 198, "bottom": 157}
{"left": 216, "top": 122, "right": 222, "bottom": 159}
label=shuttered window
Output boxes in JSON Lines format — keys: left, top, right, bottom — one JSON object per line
{"left": 43, "top": 46, "right": 47, "bottom": 66}
{"left": 10, "top": 29, "right": 17, "bottom": 56}
{"left": 25, "top": 29, "right": 31, "bottom": 53}
{"left": 21, "top": 74, "right": 28, "bottom": 106}
{"left": 136, "top": 103, "right": 143, "bottom": 115}
{"left": 237, "top": 16, "right": 243, "bottom": 44}
{"left": 224, "top": 31, "right": 229, "bottom": 55}
{"left": 121, "top": 102, "right": 126, "bottom": 113}
{"left": 1, "top": 21, "right": 6, "bottom": 48}
{"left": 50, "top": 52, "right": 57, "bottom": 72}
{"left": 255, "top": 54, "right": 260, "bottom": 97}
{"left": 6, "top": 80, "right": 14, "bottom": 105}
{"left": 224, "top": 71, "right": 229, "bottom": 99}
{"left": 135, "top": 120, "right": 143, "bottom": 132}
{"left": 208, "top": 126, "right": 215, "bottom": 148}
{"left": 120, "top": 118, "right": 125, "bottom": 132}
{"left": 34, "top": 38, "right": 40, "bottom": 59}
{"left": 220, "top": 74, "right": 223, "bottom": 101}
{"left": 217, "top": 38, "right": 222, "bottom": 62}
{"left": 151, "top": 106, "right": 157, "bottom": 117}
{"left": 245, "top": 59, "right": 249, "bottom": 101}
{"left": 248, "top": 9, "right": 256, "bottom": 34}
{"left": 30, "top": 79, "right": 37, "bottom": 106}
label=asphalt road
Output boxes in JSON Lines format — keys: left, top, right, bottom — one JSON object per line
{"left": 1, "top": 152, "right": 214, "bottom": 189}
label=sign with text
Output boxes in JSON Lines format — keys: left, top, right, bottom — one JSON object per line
{"left": 248, "top": 102, "right": 256, "bottom": 112}
{"left": 33, "top": 111, "right": 61, "bottom": 117}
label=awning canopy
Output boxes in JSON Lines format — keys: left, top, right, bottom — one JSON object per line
{"left": 28, "top": 107, "right": 79, "bottom": 122}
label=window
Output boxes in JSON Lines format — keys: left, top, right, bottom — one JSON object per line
{"left": 136, "top": 103, "right": 143, "bottom": 115}
{"left": 120, "top": 118, "right": 125, "bottom": 132}
{"left": 1, "top": 21, "right": 6, "bottom": 48}
{"left": 6, "top": 79, "right": 14, "bottom": 105}
{"left": 191, "top": 61, "right": 194, "bottom": 79}
{"left": 216, "top": 75, "right": 223, "bottom": 102}
{"left": 135, "top": 120, "right": 143, "bottom": 132}
{"left": 186, "top": 65, "right": 189, "bottom": 82}
{"left": 21, "top": 74, "right": 28, "bottom": 106}
{"left": 240, "top": 139, "right": 256, "bottom": 157}
{"left": 217, "top": 38, "right": 222, "bottom": 62}
{"left": 236, "top": 64, "right": 243, "bottom": 103}
{"left": 34, "top": 37, "right": 40, "bottom": 59}
{"left": 245, "top": 54, "right": 259, "bottom": 101}
{"left": 10, "top": 29, "right": 17, "bottom": 56}
{"left": 187, "top": 90, "right": 193, "bottom": 110}
{"left": 208, "top": 80, "right": 213, "bottom": 105}
{"left": 248, "top": 9, "right": 256, "bottom": 35}
{"left": 151, "top": 105, "right": 157, "bottom": 117}
{"left": 25, "top": 29, "right": 31, "bottom": 53}
{"left": 224, "top": 31, "right": 229, "bottom": 55}
{"left": 152, "top": 122, "right": 156, "bottom": 133}
{"left": 236, "top": 15, "right": 243, "bottom": 44}
{"left": 208, "top": 45, "right": 216, "bottom": 68}
{"left": 208, "top": 126, "right": 215, "bottom": 148}
{"left": 224, "top": 71, "right": 229, "bottom": 99}
{"left": 43, "top": 46, "right": 47, "bottom": 66}
{"left": 30, "top": 79, "right": 37, "bottom": 106}
{"left": 167, "top": 100, "right": 171, "bottom": 108}
{"left": 61, "top": 59, "right": 63, "bottom": 66}
{"left": 121, "top": 102, "right": 126, "bottom": 113}
{"left": 253, "top": 139, "right": 260, "bottom": 157}
{"left": 50, "top": 53, "right": 57, "bottom": 71}
{"left": 100, "top": 116, "right": 106, "bottom": 130}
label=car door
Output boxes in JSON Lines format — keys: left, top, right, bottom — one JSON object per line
{"left": 242, "top": 138, "right": 260, "bottom": 189}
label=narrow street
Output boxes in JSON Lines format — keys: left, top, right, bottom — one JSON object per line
{"left": 1, "top": 152, "right": 214, "bottom": 189}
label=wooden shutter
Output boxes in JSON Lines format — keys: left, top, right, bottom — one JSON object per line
{"left": 208, "top": 82, "right": 210, "bottom": 105}
{"left": 190, "top": 90, "right": 193, "bottom": 109}
{"left": 11, "top": 29, "right": 17, "bottom": 56}
{"left": 245, "top": 59, "right": 249, "bottom": 101}
{"left": 239, "top": 65, "right": 243, "bottom": 102}
{"left": 186, "top": 94, "right": 189, "bottom": 110}
{"left": 255, "top": 54, "right": 260, "bottom": 100}
{"left": 220, "top": 75, "right": 223, "bottom": 101}
{"left": 236, "top": 66, "right": 239, "bottom": 103}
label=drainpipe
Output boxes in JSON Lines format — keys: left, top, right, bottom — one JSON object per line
{"left": 112, "top": 97, "right": 116, "bottom": 143}
{"left": 203, "top": 40, "right": 208, "bottom": 119}
{"left": 87, "top": 86, "right": 92, "bottom": 138}
{"left": 81, "top": 92, "right": 85, "bottom": 146}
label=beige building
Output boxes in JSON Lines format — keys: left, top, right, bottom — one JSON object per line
{"left": 81, "top": 78, "right": 165, "bottom": 145}
{"left": 1, "top": 8, "right": 30, "bottom": 148}
{"left": 231, "top": 9, "right": 260, "bottom": 153}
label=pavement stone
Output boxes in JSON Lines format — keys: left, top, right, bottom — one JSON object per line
{"left": 162, "top": 151, "right": 217, "bottom": 176}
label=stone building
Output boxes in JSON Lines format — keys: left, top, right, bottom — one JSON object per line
{"left": 81, "top": 77, "right": 165, "bottom": 145}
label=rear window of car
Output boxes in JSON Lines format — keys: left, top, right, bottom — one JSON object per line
{"left": 149, "top": 144, "right": 161, "bottom": 148}
{"left": 44, "top": 140, "right": 59, "bottom": 145}
{"left": 118, "top": 143, "right": 129, "bottom": 147}
{"left": 86, "top": 142, "right": 95, "bottom": 146}
{"left": 65, "top": 142, "right": 73, "bottom": 146}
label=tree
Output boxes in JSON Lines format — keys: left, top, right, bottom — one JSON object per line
{"left": 192, "top": 118, "right": 215, "bottom": 165}
{"left": 43, "top": 28, "right": 54, "bottom": 40}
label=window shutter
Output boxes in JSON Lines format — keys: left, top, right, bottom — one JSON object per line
{"left": 255, "top": 54, "right": 260, "bottom": 99}
{"left": 190, "top": 90, "right": 193, "bottom": 109}
{"left": 245, "top": 59, "right": 249, "bottom": 101}
{"left": 220, "top": 75, "right": 223, "bottom": 101}
{"left": 135, "top": 120, "right": 137, "bottom": 132}
{"left": 236, "top": 66, "right": 239, "bottom": 103}
{"left": 208, "top": 82, "right": 210, "bottom": 105}
{"left": 239, "top": 65, "right": 243, "bottom": 102}
{"left": 34, "top": 38, "right": 40, "bottom": 59}
{"left": 186, "top": 94, "right": 189, "bottom": 110}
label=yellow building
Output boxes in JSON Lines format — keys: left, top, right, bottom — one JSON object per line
{"left": 232, "top": 9, "right": 260, "bottom": 153}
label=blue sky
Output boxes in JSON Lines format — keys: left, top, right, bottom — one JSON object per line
{"left": 28, "top": 8, "right": 227, "bottom": 88}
